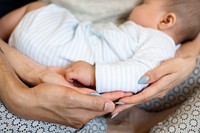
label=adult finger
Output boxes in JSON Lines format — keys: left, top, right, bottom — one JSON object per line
{"left": 122, "top": 74, "right": 176, "bottom": 104}
{"left": 101, "top": 91, "right": 132, "bottom": 101}
{"left": 112, "top": 104, "right": 134, "bottom": 115}
{"left": 113, "top": 74, "right": 177, "bottom": 114}
{"left": 113, "top": 107, "right": 131, "bottom": 120}
{"left": 67, "top": 91, "right": 115, "bottom": 112}
{"left": 71, "top": 86, "right": 96, "bottom": 94}
{"left": 139, "top": 59, "right": 176, "bottom": 84}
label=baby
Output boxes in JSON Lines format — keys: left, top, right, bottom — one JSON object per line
{"left": 0, "top": 0, "right": 199, "bottom": 93}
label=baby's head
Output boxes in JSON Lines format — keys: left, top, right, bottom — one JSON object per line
{"left": 129, "top": 0, "right": 200, "bottom": 44}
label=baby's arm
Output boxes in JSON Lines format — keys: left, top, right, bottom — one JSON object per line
{"left": 65, "top": 61, "right": 96, "bottom": 88}
{"left": 0, "top": 1, "right": 48, "bottom": 41}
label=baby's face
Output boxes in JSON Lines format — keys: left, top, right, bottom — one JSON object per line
{"left": 128, "top": 0, "right": 166, "bottom": 29}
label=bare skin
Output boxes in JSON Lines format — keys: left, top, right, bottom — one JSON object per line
{"left": 0, "top": 38, "right": 128, "bottom": 128}
{"left": 0, "top": 2, "right": 134, "bottom": 128}
{"left": 107, "top": 106, "right": 178, "bottom": 133}
{"left": 0, "top": 0, "right": 199, "bottom": 130}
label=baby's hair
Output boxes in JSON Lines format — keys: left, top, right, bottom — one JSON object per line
{"left": 165, "top": 0, "right": 200, "bottom": 43}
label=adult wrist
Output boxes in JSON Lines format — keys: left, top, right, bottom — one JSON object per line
{"left": 0, "top": 39, "right": 46, "bottom": 85}
{"left": 0, "top": 49, "right": 34, "bottom": 117}
{"left": 22, "top": 64, "right": 47, "bottom": 85}
{"left": 0, "top": 68, "right": 32, "bottom": 118}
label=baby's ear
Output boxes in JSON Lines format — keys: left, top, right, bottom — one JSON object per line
{"left": 158, "top": 13, "right": 176, "bottom": 30}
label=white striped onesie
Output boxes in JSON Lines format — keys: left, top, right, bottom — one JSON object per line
{"left": 9, "top": 4, "right": 176, "bottom": 93}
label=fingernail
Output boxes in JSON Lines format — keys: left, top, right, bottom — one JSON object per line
{"left": 111, "top": 113, "right": 119, "bottom": 119}
{"left": 115, "top": 102, "right": 125, "bottom": 105}
{"left": 138, "top": 75, "right": 150, "bottom": 84}
{"left": 89, "top": 92, "right": 101, "bottom": 96}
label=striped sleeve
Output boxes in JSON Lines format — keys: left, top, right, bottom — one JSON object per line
{"left": 95, "top": 27, "right": 176, "bottom": 93}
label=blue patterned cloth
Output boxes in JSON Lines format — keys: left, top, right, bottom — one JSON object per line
{"left": 0, "top": 103, "right": 106, "bottom": 133}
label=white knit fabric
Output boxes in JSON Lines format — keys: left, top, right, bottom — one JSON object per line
{"left": 9, "top": 4, "right": 176, "bottom": 93}
{"left": 43, "top": 0, "right": 142, "bottom": 28}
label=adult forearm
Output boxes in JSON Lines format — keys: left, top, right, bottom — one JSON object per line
{"left": 0, "top": 47, "right": 31, "bottom": 116}
{"left": 0, "top": 49, "right": 76, "bottom": 126}
{"left": 176, "top": 34, "right": 200, "bottom": 58}
{"left": 0, "top": 39, "right": 46, "bottom": 85}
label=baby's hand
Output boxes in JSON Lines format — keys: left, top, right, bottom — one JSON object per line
{"left": 65, "top": 61, "right": 95, "bottom": 87}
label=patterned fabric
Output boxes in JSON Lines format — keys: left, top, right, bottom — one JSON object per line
{"left": 0, "top": 103, "right": 106, "bottom": 133}
{"left": 150, "top": 88, "right": 200, "bottom": 133}
{"left": 148, "top": 55, "right": 200, "bottom": 132}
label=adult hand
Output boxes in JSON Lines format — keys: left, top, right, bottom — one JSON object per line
{"left": 0, "top": 43, "right": 126, "bottom": 129}
{"left": 40, "top": 66, "right": 130, "bottom": 100}
{"left": 111, "top": 35, "right": 200, "bottom": 114}
{"left": 7, "top": 83, "right": 116, "bottom": 129}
